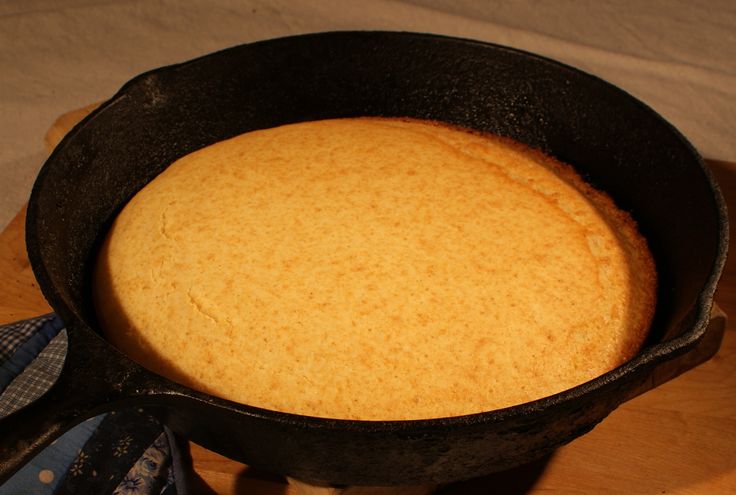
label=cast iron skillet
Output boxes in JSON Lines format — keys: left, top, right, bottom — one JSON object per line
{"left": 0, "top": 31, "right": 728, "bottom": 486}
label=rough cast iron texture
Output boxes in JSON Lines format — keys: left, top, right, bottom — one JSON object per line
{"left": 0, "top": 32, "right": 728, "bottom": 485}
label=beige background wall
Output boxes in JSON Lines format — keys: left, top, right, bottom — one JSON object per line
{"left": 2, "top": 0, "right": 735, "bottom": 229}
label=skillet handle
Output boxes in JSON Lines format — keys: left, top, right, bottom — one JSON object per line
{"left": 625, "top": 303, "right": 727, "bottom": 401}
{"left": 0, "top": 319, "right": 157, "bottom": 484}
{"left": 0, "top": 102, "right": 130, "bottom": 483}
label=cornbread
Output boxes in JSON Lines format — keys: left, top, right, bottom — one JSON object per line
{"left": 94, "top": 117, "right": 656, "bottom": 420}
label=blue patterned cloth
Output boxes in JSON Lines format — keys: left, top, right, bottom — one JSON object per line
{"left": 0, "top": 315, "right": 189, "bottom": 494}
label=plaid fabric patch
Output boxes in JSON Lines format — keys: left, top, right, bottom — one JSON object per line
{"left": 0, "top": 314, "right": 184, "bottom": 494}
{"left": 0, "top": 329, "right": 68, "bottom": 419}
{"left": 0, "top": 313, "right": 55, "bottom": 362}
{"left": 0, "top": 315, "right": 65, "bottom": 392}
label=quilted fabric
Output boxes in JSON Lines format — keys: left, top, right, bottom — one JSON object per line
{"left": 0, "top": 315, "right": 184, "bottom": 494}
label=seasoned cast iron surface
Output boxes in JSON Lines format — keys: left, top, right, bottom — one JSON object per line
{"left": 11, "top": 32, "right": 727, "bottom": 484}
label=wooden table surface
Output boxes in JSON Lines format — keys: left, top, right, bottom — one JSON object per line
{"left": 1, "top": 109, "right": 735, "bottom": 494}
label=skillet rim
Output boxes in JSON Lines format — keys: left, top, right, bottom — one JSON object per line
{"left": 25, "top": 30, "right": 730, "bottom": 431}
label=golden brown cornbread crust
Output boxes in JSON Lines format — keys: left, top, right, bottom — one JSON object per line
{"left": 94, "top": 117, "right": 656, "bottom": 420}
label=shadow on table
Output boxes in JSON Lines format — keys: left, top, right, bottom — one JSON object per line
{"left": 222, "top": 454, "right": 553, "bottom": 495}
{"left": 709, "top": 160, "right": 736, "bottom": 315}
{"left": 437, "top": 455, "right": 552, "bottom": 494}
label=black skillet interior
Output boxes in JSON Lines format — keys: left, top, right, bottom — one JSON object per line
{"left": 13, "top": 31, "right": 728, "bottom": 485}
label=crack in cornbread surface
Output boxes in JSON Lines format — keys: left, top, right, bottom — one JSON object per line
{"left": 94, "top": 118, "right": 656, "bottom": 420}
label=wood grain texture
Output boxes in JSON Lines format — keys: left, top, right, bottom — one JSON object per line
{"left": 0, "top": 106, "right": 734, "bottom": 494}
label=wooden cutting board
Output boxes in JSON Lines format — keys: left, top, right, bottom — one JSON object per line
{"left": 1, "top": 106, "right": 735, "bottom": 494}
